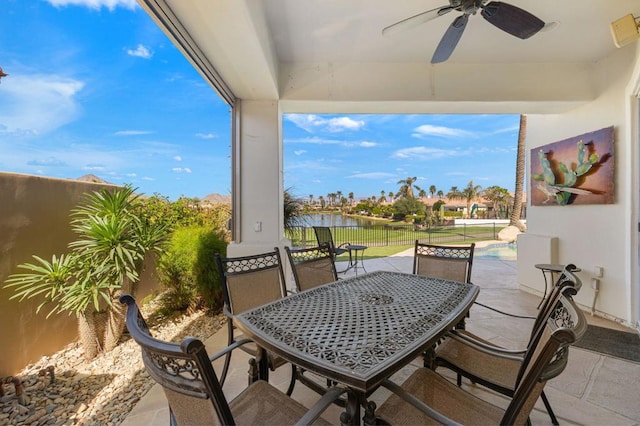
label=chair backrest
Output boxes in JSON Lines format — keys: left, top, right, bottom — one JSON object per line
{"left": 503, "top": 293, "right": 588, "bottom": 425}
{"left": 531, "top": 264, "right": 582, "bottom": 340}
{"left": 120, "top": 294, "right": 232, "bottom": 426}
{"left": 313, "top": 226, "right": 337, "bottom": 254}
{"left": 285, "top": 244, "right": 338, "bottom": 292}
{"left": 215, "top": 248, "right": 287, "bottom": 315}
{"left": 413, "top": 241, "right": 475, "bottom": 283}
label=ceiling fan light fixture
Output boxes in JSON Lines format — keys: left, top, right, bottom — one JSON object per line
{"left": 481, "top": 1, "right": 545, "bottom": 39}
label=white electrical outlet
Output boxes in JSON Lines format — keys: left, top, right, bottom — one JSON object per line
{"left": 254, "top": 221, "right": 262, "bottom": 232}
{"left": 591, "top": 278, "right": 600, "bottom": 290}
{"left": 593, "top": 266, "right": 604, "bottom": 278}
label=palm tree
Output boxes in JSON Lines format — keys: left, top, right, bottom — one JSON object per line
{"left": 482, "top": 186, "right": 512, "bottom": 219}
{"left": 6, "top": 186, "right": 168, "bottom": 359}
{"left": 461, "top": 180, "right": 482, "bottom": 218}
{"left": 309, "top": 194, "right": 314, "bottom": 205}
{"left": 388, "top": 191, "right": 394, "bottom": 202}
{"left": 437, "top": 190, "right": 444, "bottom": 198}
{"left": 418, "top": 189, "right": 427, "bottom": 199}
{"left": 447, "top": 186, "right": 462, "bottom": 200}
{"left": 429, "top": 185, "right": 436, "bottom": 198}
{"left": 397, "top": 177, "right": 422, "bottom": 198}
{"left": 348, "top": 192, "right": 354, "bottom": 206}
{"left": 319, "top": 195, "right": 325, "bottom": 209}
{"left": 510, "top": 114, "right": 527, "bottom": 230}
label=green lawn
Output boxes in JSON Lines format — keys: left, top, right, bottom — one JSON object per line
{"left": 335, "top": 244, "right": 413, "bottom": 261}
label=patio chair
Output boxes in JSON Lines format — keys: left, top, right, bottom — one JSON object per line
{"left": 376, "top": 291, "right": 588, "bottom": 425}
{"left": 120, "top": 294, "right": 341, "bottom": 426}
{"left": 432, "top": 264, "right": 582, "bottom": 425}
{"left": 285, "top": 243, "right": 339, "bottom": 292}
{"left": 313, "top": 226, "right": 350, "bottom": 262}
{"left": 214, "top": 248, "right": 296, "bottom": 394}
{"left": 413, "top": 241, "right": 475, "bottom": 283}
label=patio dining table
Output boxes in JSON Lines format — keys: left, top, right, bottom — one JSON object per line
{"left": 234, "top": 270, "right": 479, "bottom": 425}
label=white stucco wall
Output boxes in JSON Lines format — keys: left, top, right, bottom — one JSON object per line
{"left": 228, "top": 100, "right": 290, "bottom": 257}
{"left": 525, "top": 45, "right": 639, "bottom": 326}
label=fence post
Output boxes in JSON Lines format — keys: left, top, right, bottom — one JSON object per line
{"left": 493, "top": 222, "right": 496, "bottom": 239}
{"left": 463, "top": 223, "right": 466, "bottom": 241}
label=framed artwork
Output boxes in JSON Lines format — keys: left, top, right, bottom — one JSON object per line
{"left": 530, "top": 126, "right": 614, "bottom": 206}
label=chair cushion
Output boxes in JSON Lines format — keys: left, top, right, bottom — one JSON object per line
{"left": 377, "top": 368, "right": 504, "bottom": 425}
{"left": 230, "top": 380, "right": 330, "bottom": 425}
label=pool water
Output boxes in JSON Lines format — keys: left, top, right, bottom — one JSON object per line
{"left": 476, "top": 244, "right": 517, "bottom": 260}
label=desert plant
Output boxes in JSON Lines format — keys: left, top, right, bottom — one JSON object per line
{"left": 5, "top": 186, "right": 169, "bottom": 359}
{"left": 157, "top": 226, "right": 227, "bottom": 313}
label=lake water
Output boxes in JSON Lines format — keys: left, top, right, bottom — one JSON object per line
{"left": 301, "top": 213, "right": 377, "bottom": 227}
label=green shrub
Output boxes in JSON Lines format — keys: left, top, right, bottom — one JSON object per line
{"left": 157, "top": 226, "right": 227, "bottom": 312}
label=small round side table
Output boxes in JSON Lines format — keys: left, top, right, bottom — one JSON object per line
{"left": 346, "top": 244, "right": 368, "bottom": 276}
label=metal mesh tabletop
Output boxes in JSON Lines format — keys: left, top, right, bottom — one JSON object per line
{"left": 236, "top": 271, "right": 478, "bottom": 391}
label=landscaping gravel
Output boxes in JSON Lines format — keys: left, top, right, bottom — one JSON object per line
{"left": 0, "top": 303, "right": 225, "bottom": 426}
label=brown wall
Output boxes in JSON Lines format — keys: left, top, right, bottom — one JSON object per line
{"left": 0, "top": 173, "right": 161, "bottom": 376}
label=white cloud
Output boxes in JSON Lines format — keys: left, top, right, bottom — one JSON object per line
{"left": 359, "top": 141, "right": 377, "bottom": 148}
{"left": 286, "top": 114, "right": 365, "bottom": 133}
{"left": 196, "top": 132, "right": 217, "bottom": 139}
{"left": 294, "top": 150, "right": 306, "bottom": 156}
{"left": 83, "top": 164, "right": 106, "bottom": 171}
{"left": 345, "top": 172, "right": 396, "bottom": 179}
{"left": 392, "top": 146, "right": 469, "bottom": 160}
{"left": 327, "top": 117, "right": 364, "bottom": 132}
{"left": 412, "top": 124, "right": 476, "bottom": 139}
{"left": 45, "top": 0, "right": 137, "bottom": 10}
{"left": 173, "top": 156, "right": 182, "bottom": 161}
{"left": 126, "top": 44, "right": 153, "bottom": 59}
{"left": 0, "top": 74, "right": 84, "bottom": 135}
{"left": 115, "top": 130, "right": 153, "bottom": 136}
{"left": 27, "top": 157, "right": 67, "bottom": 167}
{"left": 172, "top": 167, "right": 192, "bottom": 174}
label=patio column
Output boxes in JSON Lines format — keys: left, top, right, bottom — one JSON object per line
{"left": 227, "top": 99, "right": 288, "bottom": 257}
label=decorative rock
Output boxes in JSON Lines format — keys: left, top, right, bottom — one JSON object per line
{"left": 0, "top": 306, "right": 224, "bottom": 426}
{"left": 497, "top": 225, "right": 522, "bottom": 243}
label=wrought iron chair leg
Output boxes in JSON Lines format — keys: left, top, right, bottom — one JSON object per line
{"left": 541, "top": 390, "right": 559, "bottom": 425}
{"left": 285, "top": 364, "right": 297, "bottom": 396}
{"left": 248, "top": 358, "right": 259, "bottom": 384}
{"left": 219, "top": 321, "right": 234, "bottom": 386}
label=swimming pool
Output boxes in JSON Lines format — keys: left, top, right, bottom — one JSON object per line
{"left": 475, "top": 243, "right": 517, "bottom": 260}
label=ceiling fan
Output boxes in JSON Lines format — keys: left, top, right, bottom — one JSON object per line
{"left": 382, "top": 0, "right": 546, "bottom": 64}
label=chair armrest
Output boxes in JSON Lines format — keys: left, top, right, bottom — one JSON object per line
{"left": 381, "top": 379, "right": 461, "bottom": 426}
{"left": 446, "top": 330, "right": 526, "bottom": 359}
{"left": 473, "top": 301, "right": 536, "bottom": 320}
{"left": 223, "top": 304, "right": 233, "bottom": 319}
{"left": 208, "top": 338, "right": 254, "bottom": 362}
{"left": 294, "top": 386, "right": 349, "bottom": 426}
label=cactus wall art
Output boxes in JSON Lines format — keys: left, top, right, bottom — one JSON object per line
{"left": 530, "top": 126, "right": 614, "bottom": 206}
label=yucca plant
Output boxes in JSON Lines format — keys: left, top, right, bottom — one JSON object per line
{"left": 5, "top": 186, "right": 169, "bottom": 359}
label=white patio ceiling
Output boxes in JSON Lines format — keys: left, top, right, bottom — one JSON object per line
{"left": 140, "top": 1, "right": 639, "bottom": 113}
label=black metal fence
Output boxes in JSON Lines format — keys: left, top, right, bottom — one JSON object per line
{"left": 288, "top": 222, "right": 506, "bottom": 248}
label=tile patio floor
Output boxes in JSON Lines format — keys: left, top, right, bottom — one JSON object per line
{"left": 122, "top": 248, "right": 640, "bottom": 425}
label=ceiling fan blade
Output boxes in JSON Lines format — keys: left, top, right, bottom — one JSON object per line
{"left": 382, "top": 5, "right": 455, "bottom": 36}
{"left": 480, "top": 1, "right": 545, "bottom": 39}
{"left": 431, "top": 14, "right": 469, "bottom": 64}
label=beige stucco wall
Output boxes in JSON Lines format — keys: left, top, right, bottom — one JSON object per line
{"left": 523, "top": 45, "right": 640, "bottom": 327}
{"left": 0, "top": 172, "right": 161, "bottom": 376}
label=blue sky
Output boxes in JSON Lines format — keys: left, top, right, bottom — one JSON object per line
{"left": 1, "top": 0, "right": 520, "bottom": 201}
